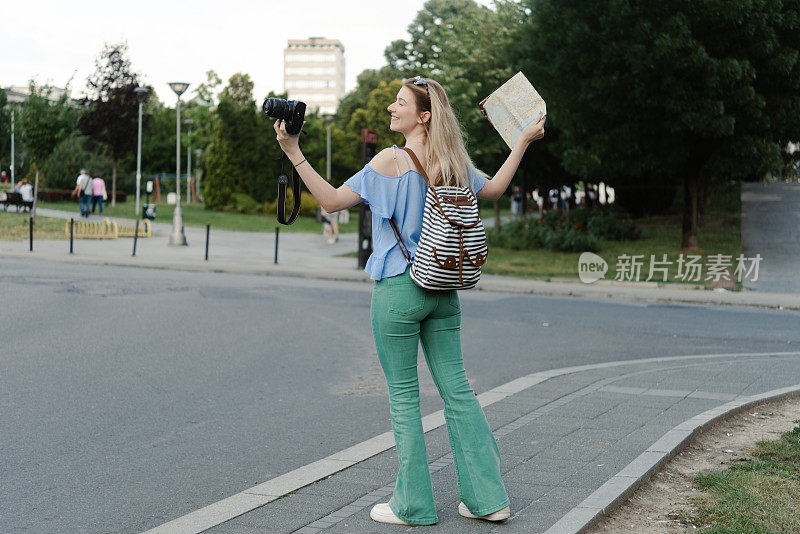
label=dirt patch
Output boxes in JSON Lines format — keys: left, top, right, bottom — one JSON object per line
{"left": 586, "top": 393, "right": 800, "bottom": 533}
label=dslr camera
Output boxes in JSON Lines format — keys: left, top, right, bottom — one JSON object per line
{"left": 263, "top": 97, "right": 306, "bottom": 135}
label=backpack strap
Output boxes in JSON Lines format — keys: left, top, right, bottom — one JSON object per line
{"left": 398, "top": 147, "right": 431, "bottom": 186}
{"left": 388, "top": 218, "right": 412, "bottom": 264}
{"left": 402, "top": 147, "right": 480, "bottom": 229}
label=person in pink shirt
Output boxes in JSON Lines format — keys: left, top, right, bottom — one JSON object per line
{"left": 90, "top": 173, "right": 107, "bottom": 214}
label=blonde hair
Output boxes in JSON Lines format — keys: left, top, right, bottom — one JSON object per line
{"left": 403, "top": 77, "right": 476, "bottom": 188}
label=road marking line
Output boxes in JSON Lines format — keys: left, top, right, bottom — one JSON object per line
{"left": 144, "top": 351, "right": 800, "bottom": 534}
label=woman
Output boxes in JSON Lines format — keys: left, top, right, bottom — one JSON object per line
{"left": 91, "top": 173, "right": 107, "bottom": 215}
{"left": 274, "top": 76, "right": 545, "bottom": 526}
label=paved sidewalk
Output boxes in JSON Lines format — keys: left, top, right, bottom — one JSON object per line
{"left": 3, "top": 207, "right": 800, "bottom": 310}
{"left": 741, "top": 181, "right": 800, "bottom": 294}
{"left": 148, "top": 351, "right": 800, "bottom": 534}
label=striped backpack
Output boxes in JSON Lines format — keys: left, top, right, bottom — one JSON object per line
{"left": 389, "top": 147, "right": 488, "bottom": 290}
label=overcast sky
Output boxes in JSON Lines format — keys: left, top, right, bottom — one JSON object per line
{"left": 3, "top": 0, "right": 494, "bottom": 104}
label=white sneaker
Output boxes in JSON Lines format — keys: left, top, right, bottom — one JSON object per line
{"left": 458, "top": 501, "right": 510, "bottom": 521}
{"left": 370, "top": 503, "right": 411, "bottom": 525}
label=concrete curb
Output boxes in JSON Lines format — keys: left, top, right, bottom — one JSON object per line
{"left": 0, "top": 250, "right": 373, "bottom": 284}
{"left": 142, "top": 351, "right": 800, "bottom": 534}
{"left": 545, "top": 383, "right": 800, "bottom": 534}
{"left": 2, "top": 250, "right": 799, "bottom": 310}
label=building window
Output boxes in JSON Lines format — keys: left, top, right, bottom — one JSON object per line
{"left": 285, "top": 67, "right": 336, "bottom": 76}
{"left": 285, "top": 53, "right": 337, "bottom": 62}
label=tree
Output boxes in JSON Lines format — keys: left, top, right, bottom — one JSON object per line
{"left": 193, "top": 69, "right": 222, "bottom": 107}
{"left": 336, "top": 66, "right": 403, "bottom": 172}
{"left": 184, "top": 70, "right": 222, "bottom": 191}
{"left": 204, "top": 73, "right": 276, "bottom": 208}
{"left": 383, "top": 0, "right": 567, "bottom": 221}
{"left": 203, "top": 72, "right": 361, "bottom": 212}
{"left": 524, "top": 0, "right": 800, "bottom": 248}
{"left": 385, "top": 0, "right": 512, "bottom": 168}
{"left": 42, "top": 133, "right": 114, "bottom": 190}
{"left": 0, "top": 89, "right": 11, "bottom": 174}
{"left": 17, "top": 82, "right": 79, "bottom": 185}
{"left": 78, "top": 42, "right": 141, "bottom": 205}
{"left": 347, "top": 80, "right": 406, "bottom": 153}
{"left": 135, "top": 92, "right": 177, "bottom": 176}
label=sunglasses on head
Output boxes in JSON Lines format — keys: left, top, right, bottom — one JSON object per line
{"left": 412, "top": 76, "right": 429, "bottom": 95}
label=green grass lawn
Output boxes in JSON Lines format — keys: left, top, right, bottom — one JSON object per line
{"left": 37, "top": 200, "right": 360, "bottom": 234}
{"left": 483, "top": 182, "right": 742, "bottom": 288}
{"left": 0, "top": 211, "right": 67, "bottom": 240}
{"left": 677, "top": 422, "right": 800, "bottom": 532}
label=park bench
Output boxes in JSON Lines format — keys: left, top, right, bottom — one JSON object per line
{"left": 0, "top": 191, "right": 33, "bottom": 213}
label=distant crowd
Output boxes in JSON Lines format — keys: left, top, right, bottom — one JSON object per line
{"left": 510, "top": 183, "right": 615, "bottom": 216}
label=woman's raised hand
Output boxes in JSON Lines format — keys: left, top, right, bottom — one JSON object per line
{"left": 521, "top": 112, "right": 546, "bottom": 145}
{"left": 273, "top": 119, "right": 305, "bottom": 157}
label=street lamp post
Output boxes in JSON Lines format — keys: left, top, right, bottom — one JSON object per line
{"left": 324, "top": 114, "right": 335, "bottom": 182}
{"left": 10, "top": 108, "right": 15, "bottom": 188}
{"left": 184, "top": 118, "right": 193, "bottom": 203}
{"left": 168, "top": 82, "right": 189, "bottom": 246}
{"left": 134, "top": 86, "right": 150, "bottom": 218}
{"left": 194, "top": 148, "right": 203, "bottom": 202}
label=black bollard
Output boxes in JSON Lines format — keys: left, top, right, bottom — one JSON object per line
{"left": 69, "top": 219, "right": 74, "bottom": 254}
{"left": 132, "top": 220, "right": 139, "bottom": 257}
{"left": 29, "top": 217, "right": 33, "bottom": 252}
{"left": 274, "top": 226, "right": 279, "bottom": 264}
{"left": 205, "top": 224, "right": 210, "bottom": 261}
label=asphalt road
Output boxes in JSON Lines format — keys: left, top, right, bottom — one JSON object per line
{"left": 2, "top": 258, "right": 799, "bottom": 533}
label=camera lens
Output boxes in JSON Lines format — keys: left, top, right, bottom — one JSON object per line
{"left": 263, "top": 97, "right": 290, "bottom": 121}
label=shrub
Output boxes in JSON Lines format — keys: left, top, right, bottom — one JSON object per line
{"left": 487, "top": 206, "right": 637, "bottom": 252}
{"left": 487, "top": 218, "right": 598, "bottom": 252}
{"left": 548, "top": 226, "right": 599, "bottom": 252}
{"left": 37, "top": 190, "right": 73, "bottom": 202}
{"left": 231, "top": 193, "right": 263, "bottom": 214}
{"left": 586, "top": 211, "right": 641, "bottom": 240}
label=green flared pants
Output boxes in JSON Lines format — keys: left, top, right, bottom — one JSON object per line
{"left": 370, "top": 267, "right": 510, "bottom": 525}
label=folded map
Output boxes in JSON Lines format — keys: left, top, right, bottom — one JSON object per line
{"left": 479, "top": 72, "right": 546, "bottom": 149}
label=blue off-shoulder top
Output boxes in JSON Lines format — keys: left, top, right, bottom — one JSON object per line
{"left": 344, "top": 149, "right": 486, "bottom": 281}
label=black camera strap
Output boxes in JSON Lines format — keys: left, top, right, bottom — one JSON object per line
{"left": 276, "top": 152, "right": 302, "bottom": 225}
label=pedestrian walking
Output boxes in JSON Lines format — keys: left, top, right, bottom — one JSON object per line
{"left": 511, "top": 185, "right": 522, "bottom": 215}
{"left": 71, "top": 169, "right": 93, "bottom": 218}
{"left": 91, "top": 173, "right": 107, "bottom": 214}
{"left": 531, "top": 187, "right": 544, "bottom": 215}
{"left": 587, "top": 183, "right": 597, "bottom": 208}
{"left": 274, "top": 76, "right": 544, "bottom": 526}
{"left": 561, "top": 184, "right": 572, "bottom": 213}
{"left": 319, "top": 206, "right": 339, "bottom": 244}
{"left": 1, "top": 170, "right": 8, "bottom": 184}
{"left": 548, "top": 187, "right": 559, "bottom": 211}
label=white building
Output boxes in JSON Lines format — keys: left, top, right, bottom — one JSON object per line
{"left": 284, "top": 37, "right": 345, "bottom": 116}
{"left": 4, "top": 85, "right": 67, "bottom": 104}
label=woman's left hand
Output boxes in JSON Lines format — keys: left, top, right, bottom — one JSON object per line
{"left": 521, "top": 112, "right": 546, "bottom": 145}
{"left": 273, "top": 119, "right": 305, "bottom": 156}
